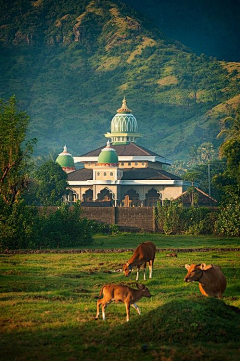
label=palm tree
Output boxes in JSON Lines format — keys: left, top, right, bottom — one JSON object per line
{"left": 217, "top": 107, "right": 240, "bottom": 157}
{"left": 197, "top": 142, "right": 216, "bottom": 164}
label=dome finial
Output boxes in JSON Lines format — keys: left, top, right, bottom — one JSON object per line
{"left": 117, "top": 96, "right": 131, "bottom": 113}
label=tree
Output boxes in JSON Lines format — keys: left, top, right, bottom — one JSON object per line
{"left": 217, "top": 107, "right": 240, "bottom": 157}
{"left": 214, "top": 107, "right": 240, "bottom": 200}
{"left": 32, "top": 160, "right": 68, "bottom": 206}
{"left": 183, "top": 170, "right": 201, "bottom": 206}
{"left": 197, "top": 142, "right": 216, "bottom": 164}
{"left": 0, "top": 96, "right": 36, "bottom": 206}
{"left": 213, "top": 108, "right": 240, "bottom": 236}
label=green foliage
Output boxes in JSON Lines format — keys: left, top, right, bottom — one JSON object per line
{"left": 215, "top": 194, "right": 240, "bottom": 237}
{"left": 29, "top": 160, "right": 68, "bottom": 205}
{"left": 89, "top": 220, "right": 119, "bottom": 235}
{"left": 182, "top": 161, "right": 226, "bottom": 201}
{"left": 0, "top": 201, "right": 93, "bottom": 250}
{"left": 0, "top": 199, "right": 39, "bottom": 250}
{"left": 155, "top": 202, "right": 218, "bottom": 235}
{"left": 0, "top": 96, "right": 36, "bottom": 206}
{"left": 212, "top": 109, "right": 240, "bottom": 236}
{"left": 35, "top": 202, "right": 93, "bottom": 248}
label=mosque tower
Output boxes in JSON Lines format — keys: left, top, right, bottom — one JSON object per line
{"left": 104, "top": 97, "right": 141, "bottom": 145}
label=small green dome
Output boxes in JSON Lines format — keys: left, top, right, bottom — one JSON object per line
{"left": 56, "top": 145, "right": 75, "bottom": 169}
{"left": 98, "top": 141, "right": 118, "bottom": 165}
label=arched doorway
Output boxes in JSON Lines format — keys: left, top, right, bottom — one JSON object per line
{"left": 67, "top": 190, "right": 79, "bottom": 203}
{"left": 145, "top": 188, "right": 161, "bottom": 206}
{"left": 97, "top": 188, "right": 113, "bottom": 202}
{"left": 83, "top": 189, "right": 93, "bottom": 202}
{"left": 123, "top": 189, "right": 140, "bottom": 207}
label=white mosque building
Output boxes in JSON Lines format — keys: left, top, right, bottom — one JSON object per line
{"left": 56, "top": 98, "right": 192, "bottom": 206}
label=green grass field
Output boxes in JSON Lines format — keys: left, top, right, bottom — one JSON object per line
{"left": 1, "top": 234, "right": 240, "bottom": 361}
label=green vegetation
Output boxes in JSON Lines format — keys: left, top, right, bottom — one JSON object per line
{"left": 155, "top": 203, "right": 217, "bottom": 235}
{"left": 0, "top": 202, "right": 93, "bottom": 250}
{"left": 0, "top": 98, "right": 92, "bottom": 250}
{"left": 0, "top": 96, "right": 36, "bottom": 206}
{"left": 0, "top": 0, "right": 240, "bottom": 160}
{"left": 26, "top": 160, "right": 68, "bottom": 206}
{"left": 1, "top": 236, "right": 240, "bottom": 360}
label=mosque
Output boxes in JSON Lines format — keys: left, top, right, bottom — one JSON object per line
{"left": 56, "top": 98, "right": 192, "bottom": 207}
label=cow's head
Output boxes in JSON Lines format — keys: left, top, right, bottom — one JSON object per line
{"left": 136, "top": 283, "right": 152, "bottom": 298}
{"left": 123, "top": 263, "right": 132, "bottom": 277}
{"left": 184, "top": 263, "right": 213, "bottom": 282}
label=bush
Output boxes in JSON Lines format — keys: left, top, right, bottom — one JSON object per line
{"left": 155, "top": 201, "right": 218, "bottom": 235}
{"left": 0, "top": 199, "right": 39, "bottom": 250}
{"left": 0, "top": 201, "right": 93, "bottom": 250}
{"left": 88, "top": 220, "right": 119, "bottom": 235}
{"left": 215, "top": 195, "right": 240, "bottom": 236}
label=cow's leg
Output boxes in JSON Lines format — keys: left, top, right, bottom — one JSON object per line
{"left": 136, "top": 266, "right": 140, "bottom": 281}
{"left": 125, "top": 301, "right": 130, "bottom": 322}
{"left": 149, "top": 260, "right": 153, "bottom": 278}
{"left": 143, "top": 262, "right": 146, "bottom": 280}
{"left": 131, "top": 303, "right": 141, "bottom": 315}
{"left": 102, "top": 302, "right": 107, "bottom": 321}
{"left": 95, "top": 299, "right": 102, "bottom": 320}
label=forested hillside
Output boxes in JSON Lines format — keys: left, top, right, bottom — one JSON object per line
{"left": 0, "top": 0, "right": 240, "bottom": 160}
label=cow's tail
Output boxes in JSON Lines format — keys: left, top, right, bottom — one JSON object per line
{"left": 94, "top": 286, "right": 105, "bottom": 299}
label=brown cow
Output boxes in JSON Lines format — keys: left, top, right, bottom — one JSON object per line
{"left": 95, "top": 283, "right": 151, "bottom": 322}
{"left": 123, "top": 241, "right": 156, "bottom": 281}
{"left": 184, "top": 263, "right": 227, "bottom": 298}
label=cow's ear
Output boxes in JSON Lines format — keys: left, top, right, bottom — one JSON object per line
{"left": 201, "top": 263, "right": 212, "bottom": 270}
{"left": 185, "top": 264, "right": 190, "bottom": 270}
{"left": 136, "top": 283, "right": 144, "bottom": 289}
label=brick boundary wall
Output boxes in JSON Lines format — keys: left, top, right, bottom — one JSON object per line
{"left": 81, "top": 207, "right": 115, "bottom": 226}
{"left": 81, "top": 207, "right": 156, "bottom": 232}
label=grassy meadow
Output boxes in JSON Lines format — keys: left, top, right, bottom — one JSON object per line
{"left": 1, "top": 234, "right": 240, "bottom": 361}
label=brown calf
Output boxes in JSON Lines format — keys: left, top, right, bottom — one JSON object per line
{"left": 95, "top": 283, "right": 151, "bottom": 322}
{"left": 123, "top": 241, "right": 156, "bottom": 281}
{"left": 184, "top": 263, "right": 227, "bottom": 298}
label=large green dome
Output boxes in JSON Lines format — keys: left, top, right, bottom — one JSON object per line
{"left": 56, "top": 145, "right": 75, "bottom": 171}
{"left": 98, "top": 141, "right": 118, "bottom": 165}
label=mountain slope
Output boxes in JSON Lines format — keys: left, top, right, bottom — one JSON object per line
{"left": 0, "top": 0, "right": 240, "bottom": 161}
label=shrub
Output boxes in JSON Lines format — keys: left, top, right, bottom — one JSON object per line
{"left": 155, "top": 201, "right": 218, "bottom": 235}
{"left": 215, "top": 195, "right": 240, "bottom": 236}
{"left": 0, "top": 199, "right": 39, "bottom": 250}
{"left": 0, "top": 201, "right": 93, "bottom": 250}
{"left": 88, "top": 220, "right": 119, "bottom": 235}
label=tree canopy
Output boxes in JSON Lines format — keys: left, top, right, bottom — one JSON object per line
{"left": 0, "top": 96, "right": 36, "bottom": 206}
{"left": 214, "top": 107, "right": 240, "bottom": 201}
{"left": 32, "top": 160, "right": 68, "bottom": 206}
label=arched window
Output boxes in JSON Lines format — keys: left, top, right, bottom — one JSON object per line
{"left": 122, "top": 189, "right": 140, "bottom": 207}
{"left": 83, "top": 189, "right": 93, "bottom": 202}
{"left": 145, "top": 188, "right": 161, "bottom": 206}
{"left": 97, "top": 188, "right": 113, "bottom": 202}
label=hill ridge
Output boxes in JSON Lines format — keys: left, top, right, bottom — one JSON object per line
{"left": 0, "top": 0, "right": 239, "bottom": 160}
